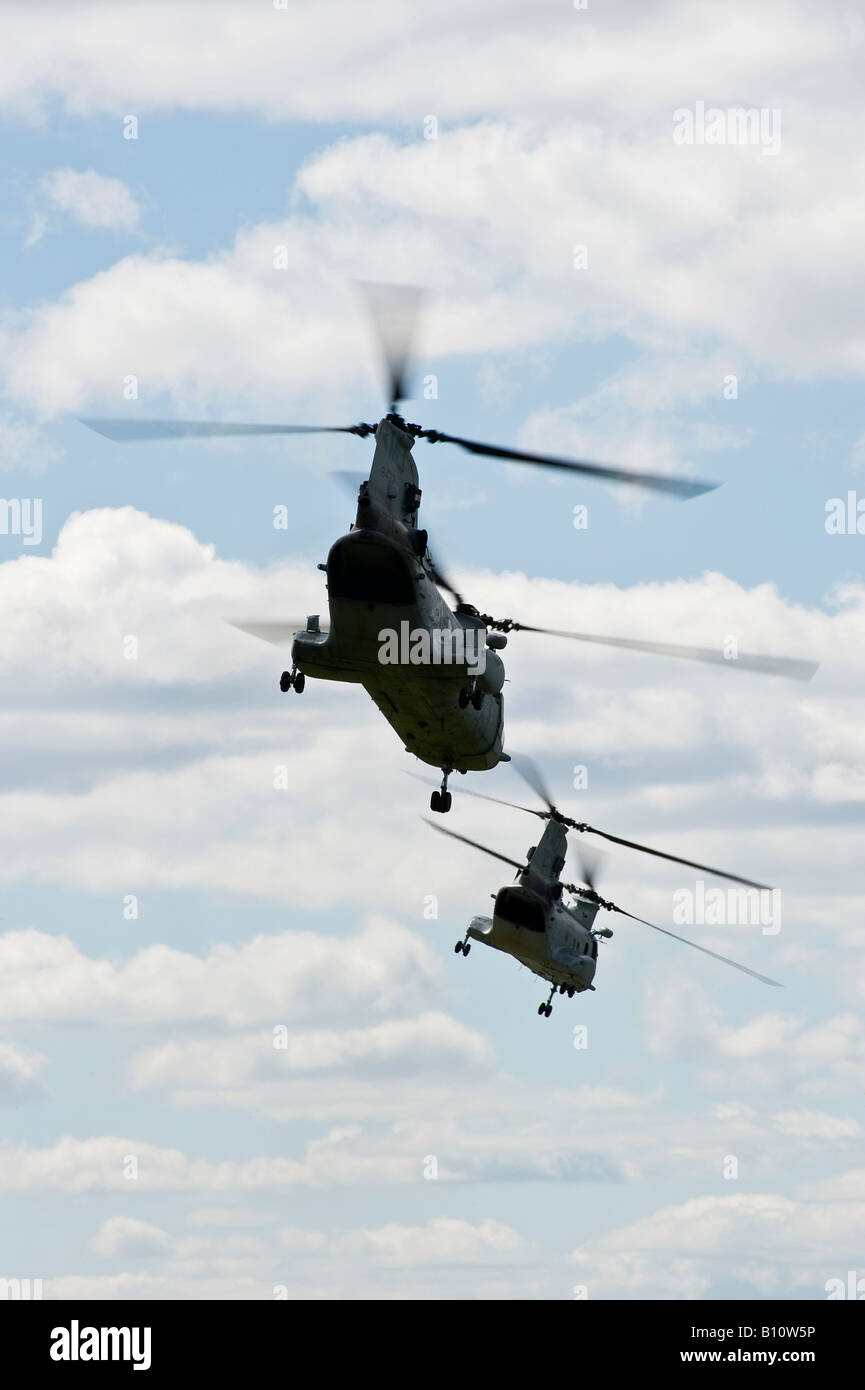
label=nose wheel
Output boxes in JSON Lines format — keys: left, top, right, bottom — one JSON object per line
{"left": 454, "top": 937, "right": 471, "bottom": 956}
{"left": 430, "top": 768, "right": 453, "bottom": 814}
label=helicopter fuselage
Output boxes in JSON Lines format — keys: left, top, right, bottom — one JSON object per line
{"left": 460, "top": 819, "right": 603, "bottom": 997}
{"left": 289, "top": 418, "right": 509, "bottom": 774}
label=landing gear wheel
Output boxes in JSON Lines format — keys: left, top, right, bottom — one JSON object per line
{"left": 462, "top": 941, "right": 470, "bottom": 955}
{"left": 430, "top": 791, "right": 442, "bottom": 813}
{"left": 544, "top": 1004, "right": 552, "bottom": 1017}
{"left": 471, "top": 691, "right": 484, "bottom": 710}
{"left": 454, "top": 940, "right": 463, "bottom": 954}
{"left": 458, "top": 689, "right": 469, "bottom": 709}
{"left": 279, "top": 671, "right": 292, "bottom": 693}
{"left": 537, "top": 1003, "right": 545, "bottom": 1016}
{"left": 567, "top": 987, "right": 575, "bottom": 998}
{"left": 440, "top": 791, "right": 452, "bottom": 813}
{"left": 293, "top": 672, "right": 305, "bottom": 694}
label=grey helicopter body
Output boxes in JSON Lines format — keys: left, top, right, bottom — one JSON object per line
{"left": 463, "top": 817, "right": 604, "bottom": 1006}
{"left": 427, "top": 756, "right": 783, "bottom": 1017}
{"left": 289, "top": 416, "right": 508, "bottom": 787}
{"left": 81, "top": 282, "right": 818, "bottom": 815}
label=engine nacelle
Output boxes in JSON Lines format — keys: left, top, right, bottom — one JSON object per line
{"left": 476, "top": 649, "right": 505, "bottom": 695}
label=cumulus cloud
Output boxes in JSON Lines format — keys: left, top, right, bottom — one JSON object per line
{"left": 570, "top": 1189, "right": 865, "bottom": 1299}
{"left": 41, "top": 169, "right": 141, "bottom": 233}
{"left": 0, "top": 1038, "right": 46, "bottom": 1102}
{"left": 91, "top": 1215, "right": 171, "bottom": 1257}
{"left": 0, "top": 919, "right": 443, "bottom": 1027}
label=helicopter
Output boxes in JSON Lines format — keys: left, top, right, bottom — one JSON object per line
{"left": 80, "top": 283, "right": 818, "bottom": 814}
{"left": 424, "top": 755, "right": 782, "bottom": 1016}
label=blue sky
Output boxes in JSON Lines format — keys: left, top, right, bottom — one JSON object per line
{"left": 0, "top": 0, "right": 864, "bottom": 1300}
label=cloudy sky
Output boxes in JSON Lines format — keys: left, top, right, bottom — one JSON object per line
{"left": 1, "top": 0, "right": 864, "bottom": 1300}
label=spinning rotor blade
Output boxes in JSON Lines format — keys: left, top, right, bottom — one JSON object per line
{"left": 424, "top": 538, "right": 472, "bottom": 608}
{"left": 407, "top": 772, "right": 541, "bottom": 818}
{"left": 572, "top": 842, "right": 606, "bottom": 894}
{"left": 354, "top": 280, "right": 427, "bottom": 411}
{"left": 508, "top": 752, "right": 556, "bottom": 814}
{"left": 492, "top": 623, "right": 818, "bottom": 682}
{"left": 610, "top": 905, "right": 782, "bottom": 987}
{"left": 507, "top": 754, "right": 771, "bottom": 890}
{"left": 80, "top": 419, "right": 371, "bottom": 443}
{"left": 574, "top": 825, "right": 770, "bottom": 890}
{"left": 422, "top": 819, "right": 525, "bottom": 873}
{"left": 228, "top": 620, "right": 321, "bottom": 646}
{"left": 330, "top": 469, "right": 369, "bottom": 496}
{"left": 420, "top": 430, "right": 717, "bottom": 500}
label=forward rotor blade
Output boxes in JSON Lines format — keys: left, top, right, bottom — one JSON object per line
{"left": 80, "top": 419, "right": 369, "bottom": 443}
{"left": 501, "top": 624, "right": 819, "bottom": 682}
{"left": 580, "top": 825, "right": 771, "bottom": 890}
{"left": 422, "top": 430, "right": 717, "bottom": 500}
{"left": 228, "top": 620, "right": 318, "bottom": 646}
{"left": 611, "top": 905, "right": 782, "bottom": 987}
{"left": 422, "top": 818, "right": 525, "bottom": 873}
{"left": 354, "top": 280, "right": 427, "bottom": 410}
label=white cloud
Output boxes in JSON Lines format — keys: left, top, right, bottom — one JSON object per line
{"left": 340, "top": 1216, "right": 524, "bottom": 1266}
{"left": 0, "top": 919, "right": 442, "bottom": 1027}
{"left": 128, "top": 1013, "right": 492, "bottom": 1088}
{"left": 41, "top": 168, "right": 141, "bottom": 232}
{"left": 570, "top": 1189, "right": 865, "bottom": 1299}
{"left": 0, "top": 1, "right": 855, "bottom": 128}
{"left": 91, "top": 1215, "right": 171, "bottom": 1257}
{"left": 0, "top": 1038, "right": 46, "bottom": 1102}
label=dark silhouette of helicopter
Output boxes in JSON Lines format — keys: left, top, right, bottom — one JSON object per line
{"left": 81, "top": 284, "right": 817, "bottom": 813}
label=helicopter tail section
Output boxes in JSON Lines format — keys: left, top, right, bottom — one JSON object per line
{"left": 521, "top": 818, "right": 569, "bottom": 893}
{"left": 363, "top": 417, "right": 421, "bottom": 526}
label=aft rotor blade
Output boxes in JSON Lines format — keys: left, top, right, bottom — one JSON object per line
{"left": 504, "top": 624, "right": 819, "bottom": 682}
{"left": 354, "top": 280, "right": 427, "bottom": 410}
{"left": 427, "top": 553, "right": 465, "bottom": 606}
{"left": 573, "top": 842, "right": 606, "bottom": 894}
{"left": 508, "top": 752, "right": 556, "bottom": 814}
{"left": 611, "top": 906, "right": 782, "bottom": 987}
{"left": 422, "top": 818, "right": 525, "bottom": 872}
{"left": 228, "top": 620, "right": 317, "bottom": 646}
{"left": 80, "top": 419, "right": 370, "bottom": 443}
{"left": 421, "top": 430, "right": 717, "bottom": 500}
{"left": 579, "top": 825, "right": 771, "bottom": 890}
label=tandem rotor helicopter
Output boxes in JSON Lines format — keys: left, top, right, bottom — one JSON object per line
{"left": 81, "top": 283, "right": 818, "bottom": 814}
{"left": 423, "top": 754, "right": 782, "bottom": 1017}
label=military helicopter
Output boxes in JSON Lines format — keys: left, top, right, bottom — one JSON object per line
{"left": 81, "top": 284, "right": 818, "bottom": 814}
{"left": 424, "top": 756, "right": 782, "bottom": 1016}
